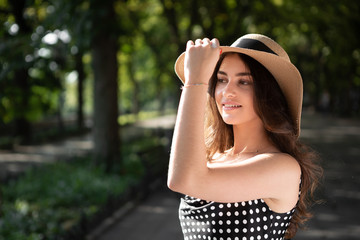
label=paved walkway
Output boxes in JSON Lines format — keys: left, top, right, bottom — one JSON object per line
{"left": 89, "top": 112, "right": 360, "bottom": 240}
{"left": 0, "top": 115, "right": 176, "bottom": 182}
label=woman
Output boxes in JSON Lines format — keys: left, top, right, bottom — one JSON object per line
{"left": 168, "top": 34, "right": 322, "bottom": 240}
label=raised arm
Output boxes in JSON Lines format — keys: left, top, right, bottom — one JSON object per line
{"left": 167, "top": 38, "right": 221, "bottom": 192}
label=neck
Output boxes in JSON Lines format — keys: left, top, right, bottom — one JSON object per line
{"left": 232, "top": 119, "right": 275, "bottom": 154}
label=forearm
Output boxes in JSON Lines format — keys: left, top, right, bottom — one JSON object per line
{"left": 168, "top": 85, "right": 209, "bottom": 192}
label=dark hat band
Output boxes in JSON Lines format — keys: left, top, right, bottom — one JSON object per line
{"left": 232, "top": 38, "right": 278, "bottom": 56}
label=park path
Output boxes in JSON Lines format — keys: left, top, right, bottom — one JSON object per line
{"left": 89, "top": 112, "right": 360, "bottom": 240}
{"left": 0, "top": 115, "right": 176, "bottom": 182}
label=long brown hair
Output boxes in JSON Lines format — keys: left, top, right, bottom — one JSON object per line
{"left": 205, "top": 53, "right": 323, "bottom": 239}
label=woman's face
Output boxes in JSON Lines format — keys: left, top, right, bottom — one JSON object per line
{"left": 215, "top": 54, "right": 260, "bottom": 126}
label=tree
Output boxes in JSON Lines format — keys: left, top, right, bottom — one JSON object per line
{"left": 90, "top": 0, "right": 120, "bottom": 171}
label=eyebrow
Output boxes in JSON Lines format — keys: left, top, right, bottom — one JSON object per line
{"left": 217, "top": 70, "right": 252, "bottom": 77}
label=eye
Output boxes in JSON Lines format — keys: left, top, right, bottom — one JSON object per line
{"left": 217, "top": 78, "right": 227, "bottom": 83}
{"left": 238, "top": 79, "right": 251, "bottom": 85}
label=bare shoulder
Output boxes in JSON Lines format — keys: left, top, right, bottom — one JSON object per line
{"left": 261, "top": 152, "right": 302, "bottom": 212}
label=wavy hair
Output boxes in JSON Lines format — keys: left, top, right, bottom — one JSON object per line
{"left": 205, "top": 53, "right": 323, "bottom": 239}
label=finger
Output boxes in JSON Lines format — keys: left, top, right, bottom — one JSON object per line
{"left": 195, "top": 39, "right": 203, "bottom": 45}
{"left": 210, "top": 38, "right": 220, "bottom": 48}
{"left": 186, "top": 40, "right": 194, "bottom": 49}
{"left": 202, "top": 38, "right": 211, "bottom": 46}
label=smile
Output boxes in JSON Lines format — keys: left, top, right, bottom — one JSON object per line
{"left": 223, "top": 104, "right": 242, "bottom": 110}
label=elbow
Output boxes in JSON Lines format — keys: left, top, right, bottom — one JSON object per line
{"left": 167, "top": 174, "right": 191, "bottom": 194}
{"left": 167, "top": 176, "right": 183, "bottom": 193}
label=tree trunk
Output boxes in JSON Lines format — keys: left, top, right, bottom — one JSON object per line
{"left": 75, "top": 51, "right": 85, "bottom": 129}
{"left": 91, "top": 0, "right": 120, "bottom": 171}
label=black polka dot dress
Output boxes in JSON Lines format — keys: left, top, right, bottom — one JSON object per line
{"left": 179, "top": 196, "right": 296, "bottom": 240}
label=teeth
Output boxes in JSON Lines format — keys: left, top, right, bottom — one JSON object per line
{"left": 224, "top": 104, "right": 241, "bottom": 107}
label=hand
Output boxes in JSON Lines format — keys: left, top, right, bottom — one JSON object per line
{"left": 184, "top": 38, "right": 221, "bottom": 84}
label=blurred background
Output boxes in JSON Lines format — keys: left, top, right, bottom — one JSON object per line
{"left": 0, "top": 0, "right": 359, "bottom": 239}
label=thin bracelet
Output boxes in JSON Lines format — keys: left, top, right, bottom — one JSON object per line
{"left": 181, "top": 83, "right": 208, "bottom": 90}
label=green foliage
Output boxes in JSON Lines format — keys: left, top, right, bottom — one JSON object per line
{"left": 0, "top": 134, "right": 166, "bottom": 240}
{"left": 0, "top": 158, "right": 136, "bottom": 240}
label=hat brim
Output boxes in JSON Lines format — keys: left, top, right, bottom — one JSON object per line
{"left": 174, "top": 46, "right": 303, "bottom": 136}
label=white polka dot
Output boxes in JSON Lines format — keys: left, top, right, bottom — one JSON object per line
{"left": 242, "top": 237, "right": 247, "bottom": 240}
{"left": 243, "top": 219, "right": 247, "bottom": 224}
{"left": 210, "top": 206, "right": 215, "bottom": 210}
{"left": 263, "top": 225, "right": 268, "bottom": 230}
{"left": 235, "top": 211, "right": 239, "bottom": 216}
{"left": 242, "top": 210, "right": 247, "bottom": 215}
{"left": 249, "top": 200, "right": 252, "bottom": 205}
{"left": 227, "top": 229, "right": 231, "bottom": 233}
{"left": 211, "top": 220, "right": 216, "bottom": 225}
{"left": 235, "top": 228, "right": 239, "bottom": 233}
{"left": 256, "top": 217, "right": 260, "bottom": 222}
{"left": 264, "top": 234, "right": 268, "bottom": 239}
{"left": 263, "top": 216, "right": 267, "bottom": 221}
{"left": 241, "top": 202, "right": 246, "bottom": 206}
{"left": 219, "top": 220, "right": 223, "bottom": 225}
{"left": 276, "top": 216, "right": 281, "bottom": 220}
{"left": 235, "top": 220, "right": 240, "bottom": 224}
{"left": 203, "top": 208, "right": 207, "bottom": 212}
{"left": 284, "top": 216, "right": 288, "bottom": 220}
{"left": 278, "top": 230, "right": 282, "bottom": 234}
{"left": 219, "top": 212, "right": 223, "bottom": 217}
{"left": 211, "top": 213, "right": 215, "bottom": 217}
{"left": 274, "top": 222, "right": 279, "bottom": 226}
{"left": 227, "top": 203, "right": 232, "bottom": 208}
{"left": 250, "top": 209, "right": 254, "bottom": 214}
{"left": 250, "top": 227, "right": 254, "bottom": 232}
{"left": 219, "top": 229, "right": 223, "bottom": 234}
{"left": 219, "top": 204, "right": 224, "bottom": 208}
{"left": 262, "top": 207, "right": 267, "bottom": 212}
{"left": 256, "top": 208, "right": 260, "bottom": 213}
{"left": 250, "top": 218, "right": 254, "bottom": 223}
{"left": 243, "top": 228, "right": 247, "bottom": 233}
{"left": 254, "top": 199, "right": 258, "bottom": 204}
{"left": 234, "top": 202, "right": 239, "bottom": 207}
{"left": 250, "top": 237, "right": 254, "bottom": 240}
{"left": 227, "top": 220, "right": 231, "bottom": 225}
{"left": 257, "top": 226, "right": 261, "bottom": 231}
{"left": 212, "top": 229, "right": 216, "bottom": 233}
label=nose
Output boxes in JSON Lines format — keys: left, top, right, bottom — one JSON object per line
{"left": 222, "top": 82, "right": 236, "bottom": 98}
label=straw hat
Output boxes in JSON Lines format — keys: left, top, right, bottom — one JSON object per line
{"left": 174, "top": 34, "right": 303, "bottom": 137}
